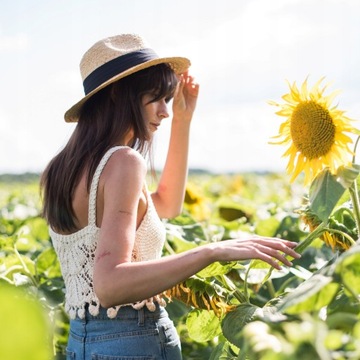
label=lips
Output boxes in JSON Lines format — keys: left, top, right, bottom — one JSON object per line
{"left": 150, "top": 122, "right": 160, "bottom": 129}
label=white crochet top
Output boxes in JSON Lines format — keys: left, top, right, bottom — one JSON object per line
{"left": 50, "top": 146, "right": 166, "bottom": 319}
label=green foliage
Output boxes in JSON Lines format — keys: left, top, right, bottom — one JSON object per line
{"left": 1, "top": 172, "right": 360, "bottom": 359}
{"left": 186, "top": 309, "right": 222, "bottom": 342}
{"left": 309, "top": 169, "right": 347, "bottom": 222}
{"left": 0, "top": 179, "right": 68, "bottom": 359}
{"left": 0, "top": 283, "right": 53, "bottom": 360}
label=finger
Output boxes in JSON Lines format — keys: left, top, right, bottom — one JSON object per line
{"left": 283, "top": 247, "right": 301, "bottom": 259}
{"left": 173, "top": 76, "right": 185, "bottom": 98}
{"left": 256, "top": 238, "right": 301, "bottom": 259}
{"left": 275, "top": 241, "right": 302, "bottom": 259}
{"left": 255, "top": 252, "right": 283, "bottom": 270}
{"left": 185, "top": 74, "right": 194, "bottom": 83}
{"left": 248, "top": 242, "right": 294, "bottom": 267}
{"left": 178, "top": 74, "right": 185, "bottom": 89}
{"left": 258, "top": 246, "right": 293, "bottom": 267}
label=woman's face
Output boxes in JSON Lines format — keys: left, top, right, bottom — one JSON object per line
{"left": 140, "top": 93, "right": 170, "bottom": 133}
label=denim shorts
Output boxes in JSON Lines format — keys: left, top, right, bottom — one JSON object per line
{"left": 66, "top": 304, "right": 182, "bottom": 360}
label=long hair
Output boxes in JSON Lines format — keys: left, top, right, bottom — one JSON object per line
{"left": 41, "top": 63, "right": 178, "bottom": 233}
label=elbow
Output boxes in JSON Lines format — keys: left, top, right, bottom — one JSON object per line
{"left": 172, "top": 204, "right": 184, "bottom": 218}
{"left": 166, "top": 210, "right": 182, "bottom": 219}
{"left": 162, "top": 204, "right": 183, "bottom": 219}
{"left": 93, "top": 278, "right": 115, "bottom": 309}
{"left": 93, "top": 274, "right": 126, "bottom": 309}
{"left": 153, "top": 192, "right": 184, "bottom": 219}
{"left": 93, "top": 268, "right": 137, "bottom": 308}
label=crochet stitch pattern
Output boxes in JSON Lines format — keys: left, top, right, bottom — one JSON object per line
{"left": 50, "top": 146, "right": 166, "bottom": 319}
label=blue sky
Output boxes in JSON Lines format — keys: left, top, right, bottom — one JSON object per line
{"left": 1, "top": 0, "right": 360, "bottom": 173}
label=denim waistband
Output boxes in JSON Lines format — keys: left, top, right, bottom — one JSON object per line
{"left": 80, "top": 303, "right": 165, "bottom": 322}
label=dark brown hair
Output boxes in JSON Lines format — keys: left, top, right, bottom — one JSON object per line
{"left": 41, "top": 63, "right": 178, "bottom": 233}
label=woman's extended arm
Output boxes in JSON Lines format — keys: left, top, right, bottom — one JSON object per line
{"left": 93, "top": 150, "right": 300, "bottom": 308}
{"left": 95, "top": 229, "right": 300, "bottom": 309}
{"left": 151, "top": 73, "right": 199, "bottom": 218}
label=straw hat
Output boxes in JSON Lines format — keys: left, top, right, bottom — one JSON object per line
{"left": 64, "top": 34, "right": 191, "bottom": 122}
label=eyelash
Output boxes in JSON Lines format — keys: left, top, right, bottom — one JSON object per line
{"left": 149, "top": 95, "right": 171, "bottom": 104}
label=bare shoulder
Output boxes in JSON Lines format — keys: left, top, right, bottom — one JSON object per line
{"left": 102, "top": 147, "right": 147, "bottom": 185}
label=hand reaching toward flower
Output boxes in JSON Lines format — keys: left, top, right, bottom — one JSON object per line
{"left": 207, "top": 236, "right": 301, "bottom": 270}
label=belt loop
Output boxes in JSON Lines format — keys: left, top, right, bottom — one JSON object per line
{"left": 137, "top": 307, "right": 145, "bottom": 326}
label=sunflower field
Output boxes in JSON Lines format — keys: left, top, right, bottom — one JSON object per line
{"left": 1, "top": 169, "right": 360, "bottom": 360}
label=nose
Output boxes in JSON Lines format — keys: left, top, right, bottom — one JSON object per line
{"left": 158, "top": 100, "right": 169, "bottom": 120}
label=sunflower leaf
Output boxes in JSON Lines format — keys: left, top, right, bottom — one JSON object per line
{"left": 276, "top": 274, "right": 339, "bottom": 314}
{"left": 221, "top": 303, "right": 260, "bottom": 347}
{"left": 186, "top": 309, "right": 222, "bottom": 342}
{"left": 309, "top": 169, "right": 347, "bottom": 222}
{"left": 335, "top": 243, "right": 360, "bottom": 297}
{"left": 336, "top": 164, "right": 360, "bottom": 188}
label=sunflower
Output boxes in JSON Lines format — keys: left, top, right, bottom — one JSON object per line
{"left": 164, "top": 279, "right": 236, "bottom": 317}
{"left": 270, "top": 78, "right": 357, "bottom": 184}
{"left": 297, "top": 204, "right": 353, "bottom": 251}
{"left": 184, "top": 182, "right": 210, "bottom": 221}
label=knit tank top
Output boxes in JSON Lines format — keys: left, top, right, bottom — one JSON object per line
{"left": 50, "top": 146, "right": 166, "bottom": 319}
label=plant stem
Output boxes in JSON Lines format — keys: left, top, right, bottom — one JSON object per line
{"left": 261, "top": 223, "right": 327, "bottom": 286}
{"left": 14, "top": 245, "right": 37, "bottom": 286}
{"left": 295, "top": 222, "right": 327, "bottom": 254}
{"left": 0, "top": 275, "right": 14, "bottom": 284}
{"left": 350, "top": 135, "right": 360, "bottom": 237}
{"left": 217, "top": 275, "right": 248, "bottom": 303}
{"left": 349, "top": 182, "right": 360, "bottom": 237}
{"left": 243, "top": 264, "right": 252, "bottom": 302}
{"left": 266, "top": 280, "right": 276, "bottom": 298}
{"left": 163, "top": 240, "right": 176, "bottom": 255}
{"left": 352, "top": 135, "right": 360, "bottom": 164}
{"left": 342, "top": 281, "right": 360, "bottom": 303}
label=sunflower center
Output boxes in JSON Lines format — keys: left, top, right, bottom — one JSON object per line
{"left": 290, "top": 100, "right": 335, "bottom": 159}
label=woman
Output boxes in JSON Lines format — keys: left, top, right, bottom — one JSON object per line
{"left": 41, "top": 34, "right": 300, "bottom": 359}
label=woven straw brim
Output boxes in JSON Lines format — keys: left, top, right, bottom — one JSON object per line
{"left": 64, "top": 56, "right": 190, "bottom": 122}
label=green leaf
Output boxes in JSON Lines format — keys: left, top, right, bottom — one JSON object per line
{"left": 335, "top": 164, "right": 360, "bottom": 189}
{"left": 38, "top": 278, "right": 65, "bottom": 305}
{"left": 0, "top": 235, "right": 15, "bottom": 250}
{"left": 324, "top": 330, "right": 346, "bottom": 351}
{"left": 255, "top": 218, "right": 281, "bottom": 237}
{"left": 326, "top": 312, "right": 358, "bottom": 332}
{"left": 327, "top": 289, "right": 360, "bottom": 316}
{"left": 165, "top": 230, "right": 197, "bottom": 253}
{"left": 0, "top": 283, "right": 52, "bottom": 360}
{"left": 197, "top": 261, "right": 237, "bottom": 278}
{"left": 309, "top": 169, "right": 346, "bottom": 222}
{"left": 165, "top": 222, "right": 206, "bottom": 251}
{"left": 186, "top": 309, "right": 221, "bottom": 342}
{"left": 24, "top": 217, "right": 50, "bottom": 242}
{"left": 277, "top": 274, "right": 339, "bottom": 314}
{"left": 335, "top": 244, "right": 360, "bottom": 296}
{"left": 166, "top": 214, "right": 208, "bottom": 242}
{"left": 274, "top": 214, "right": 305, "bottom": 242}
{"left": 209, "top": 341, "right": 238, "bottom": 360}
{"left": 0, "top": 253, "right": 36, "bottom": 277}
{"left": 217, "top": 199, "right": 254, "bottom": 222}
{"left": 221, "top": 303, "right": 260, "bottom": 347}
{"left": 36, "top": 247, "right": 61, "bottom": 278}
{"left": 239, "top": 261, "right": 289, "bottom": 284}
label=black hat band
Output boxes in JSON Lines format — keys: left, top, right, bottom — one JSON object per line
{"left": 83, "top": 48, "right": 158, "bottom": 95}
